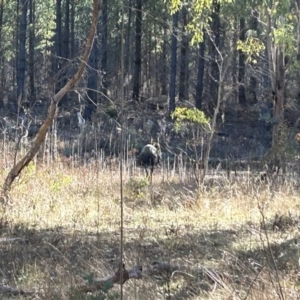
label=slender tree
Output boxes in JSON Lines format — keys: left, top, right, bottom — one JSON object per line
{"left": 179, "top": 6, "right": 189, "bottom": 101}
{"left": 238, "top": 17, "right": 246, "bottom": 106}
{"left": 195, "top": 32, "right": 205, "bottom": 109}
{"left": 132, "top": 0, "right": 142, "bottom": 100}
{"left": 101, "top": 0, "right": 108, "bottom": 98}
{"left": 28, "top": 0, "right": 35, "bottom": 105}
{"left": 169, "top": 11, "right": 178, "bottom": 113}
{"left": 16, "top": 0, "right": 28, "bottom": 105}
{"left": 207, "top": 0, "right": 220, "bottom": 115}
{"left": 0, "top": 0, "right": 4, "bottom": 109}
{"left": 1, "top": 0, "right": 102, "bottom": 203}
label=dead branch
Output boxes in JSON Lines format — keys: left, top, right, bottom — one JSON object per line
{"left": 0, "top": 0, "right": 101, "bottom": 205}
{"left": 77, "top": 261, "right": 179, "bottom": 293}
{"left": 0, "top": 237, "right": 29, "bottom": 244}
{"left": 0, "top": 261, "right": 221, "bottom": 296}
{"left": 0, "top": 285, "right": 34, "bottom": 296}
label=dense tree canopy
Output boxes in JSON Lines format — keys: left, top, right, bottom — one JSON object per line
{"left": 0, "top": 0, "right": 299, "bottom": 169}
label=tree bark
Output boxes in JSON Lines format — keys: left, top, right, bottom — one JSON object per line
{"left": 179, "top": 7, "right": 189, "bottom": 101}
{"left": 195, "top": 32, "right": 205, "bottom": 110}
{"left": 101, "top": 0, "right": 108, "bottom": 99}
{"left": 160, "top": 24, "right": 168, "bottom": 96}
{"left": 16, "top": 0, "right": 28, "bottom": 105}
{"left": 238, "top": 17, "right": 246, "bottom": 106}
{"left": 52, "top": 0, "right": 62, "bottom": 79}
{"left": 1, "top": 0, "right": 102, "bottom": 204}
{"left": 84, "top": 34, "right": 99, "bottom": 119}
{"left": 169, "top": 11, "right": 178, "bottom": 113}
{"left": 0, "top": 0, "right": 4, "bottom": 110}
{"left": 28, "top": 0, "right": 35, "bottom": 105}
{"left": 208, "top": 0, "right": 220, "bottom": 116}
{"left": 70, "top": 0, "right": 75, "bottom": 58}
{"left": 231, "top": 17, "right": 238, "bottom": 103}
{"left": 132, "top": 0, "right": 142, "bottom": 100}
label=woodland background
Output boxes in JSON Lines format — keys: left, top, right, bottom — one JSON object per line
{"left": 1, "top": 0, "right": 300, "bottom": 168}
{"left": 1, "top": 0, "right": 300, "bottom": 299}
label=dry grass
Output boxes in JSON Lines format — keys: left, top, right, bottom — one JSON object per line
{"left": 1, "top": 150, "right": 300, "bottom": 299}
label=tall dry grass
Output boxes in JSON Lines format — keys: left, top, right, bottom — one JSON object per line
{"left": 0, "top": 139, "right": 300, "bottom": 299}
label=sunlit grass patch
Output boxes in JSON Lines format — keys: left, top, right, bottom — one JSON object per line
{"left": 1, "top": 155, "right": 300, "bottom": 299}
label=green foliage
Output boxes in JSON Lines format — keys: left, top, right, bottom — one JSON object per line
{"left": 171, "top": 107, "right": 210, "bottom": 132}
{"left": 105, "top": 105, "right": 118, "bottom": 119}
{"left": 72, "top": 273, "right": 120, "bottom": 300}
{"left": 237, "top": 37, "right": 265, "bottom": 63}
{"left": 49, "top": 173, "right": 72, "bottom": 193}
{"left": 168, "top": 0, "right": 233, "bottom": 43}
{"left": 125, "top": 177, "right": 149, "bottom": 200}
{"left": 35, "top": 0, "right": 56, "bottom": 52}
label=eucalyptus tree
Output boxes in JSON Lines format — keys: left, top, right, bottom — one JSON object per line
{"left": 0, "top": 0, "right": 4, "bottom": 109}
{"left": 101, "top": 0, "right": 108, "bottom": 99}
{"left": 195, "top": 32, "right": 205, "bottom": 109}
{"left": 178, "top": 4, "right": 190, "bottom": 101}
{"left": 169, "top": 11, "right": 178, "bottom": 112}
{"left": 1, "top": 0, "right": 102, "bottom": 203}
{"left": 28, "top": 0, "right": 35, "bottom": 104}
{"left": 16, "top": 0, "right": 28, "bottom": 106}
{"left": 132, "top": 0, "right": 142, "bottom": 100}
{"left": 240, "top": 0, "right": 299, "bottom": 162}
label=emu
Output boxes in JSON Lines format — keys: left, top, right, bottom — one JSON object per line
{"left": 137, "top": 143, "right": 161, "bottom": 178}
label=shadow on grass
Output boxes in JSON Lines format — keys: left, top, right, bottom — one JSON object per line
{"left": 1, "top": 215, "right": 299, "bottom": 300}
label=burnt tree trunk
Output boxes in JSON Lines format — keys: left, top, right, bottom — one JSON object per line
{"left": 132, "top": 0, "right": 142, "bottom": 100}
{"left": 28, "top": 0, "right": 35, "bottom": 105}
{"left": 160, "top": 24, "right": 168, "bottom": 96}
{"left": 101, "top": 0, "right": 108, "bottom": 99}
{"left": 0, "top": 0, "right": 4, "bottom": 110}
{"left": 238, "top": 17, "right": 246, "bottom": 106}
{"left": 195, "top": 32, "right": 205, "bottom": 110}
{"left": 208, "top": 0, "right": 220, "bottom": 116}
{"left": 16, "top": 0, "right": 28, "bottom": 105}
{"left": 169, "top": 11, "right": 178, "bottom": 113}
{"left": 178, "top": 7, "right": 189, "bottom": 101}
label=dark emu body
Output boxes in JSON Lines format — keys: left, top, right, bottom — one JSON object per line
{"left": 137, "top": 143, "right": 161, "bottom": 178}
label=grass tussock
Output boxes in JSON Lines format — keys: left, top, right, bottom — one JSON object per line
{"left": 1, "top": 154, "right": 300, "bottom": 299}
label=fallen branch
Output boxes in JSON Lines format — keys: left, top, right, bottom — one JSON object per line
{"left": 0, "top": 237, "right": 29, "bottom": 244}
{"left": 0, "top": 261, "right": 221, "bottom": 296}
{"left": 0, "top": 285, "right": 34, "bottom": 296}
{"left": 77, "top": 261, "right": 179, "bottom": 293}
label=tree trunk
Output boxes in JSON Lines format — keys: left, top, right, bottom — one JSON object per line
{"left": 59, "top": 0, "right": 70, "bottom": 106}
{"left": 231, "top": 17, "right": 238, "bottom": 103}
{"left": 84, "top": 35, "right": 99, "bottom": 119}
{"left": 195, "top": 32, "right": 205, "bottom": 110}
{"left": 0, "top": 0, "right": 4, "bottom": 110}
{"left": 160, "top": 25, "right": 168, "bottom": 96}
{"left": 208, "top": 0, "right": 220, "bottom": 116}
{"left": 70, "top": 0, "right": 75, "bottom": 58}
{"left": 125, "top": 0, "right": 132, "bottom": 75}
{"left": 169, "top": 12, "right": 178, "bottom": 113}
{"left": 53, "top": 0, "right": 62, "bottom": 81}
{"left": 272, "top": 48, "right": 285, "bottom": 148}
{"left": 238, "top": 17, "right": 246, "bottom": 106}
{"left": 132, "top": 0, "right": 142, "bottom": 100}
{"left": 1, "top": 0, "right": 101, "bottom": 204}
{"left": 101, "top": 0, "right": 108, "bottom": 99}
{"left": 28, "top": 0, "right": 35, "bottom": 105}
{"left": 178, "top": 7, "right": 189, "bottom": 101}
{"left": 16, "top": 0, "right": 28, "bottom": 105}
{"left": 295, "top": 0, "right": 300, "bottom": 106}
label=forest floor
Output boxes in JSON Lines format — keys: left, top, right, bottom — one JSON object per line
{"left": 1, "top": 150, "right": 300, "bottom": 299}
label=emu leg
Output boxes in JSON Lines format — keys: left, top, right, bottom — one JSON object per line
{"left": 150, "top": 165, "right": 154, "bottom": 184}
{"left": 144, "top": 166, "right": 149, "bottom": 177}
